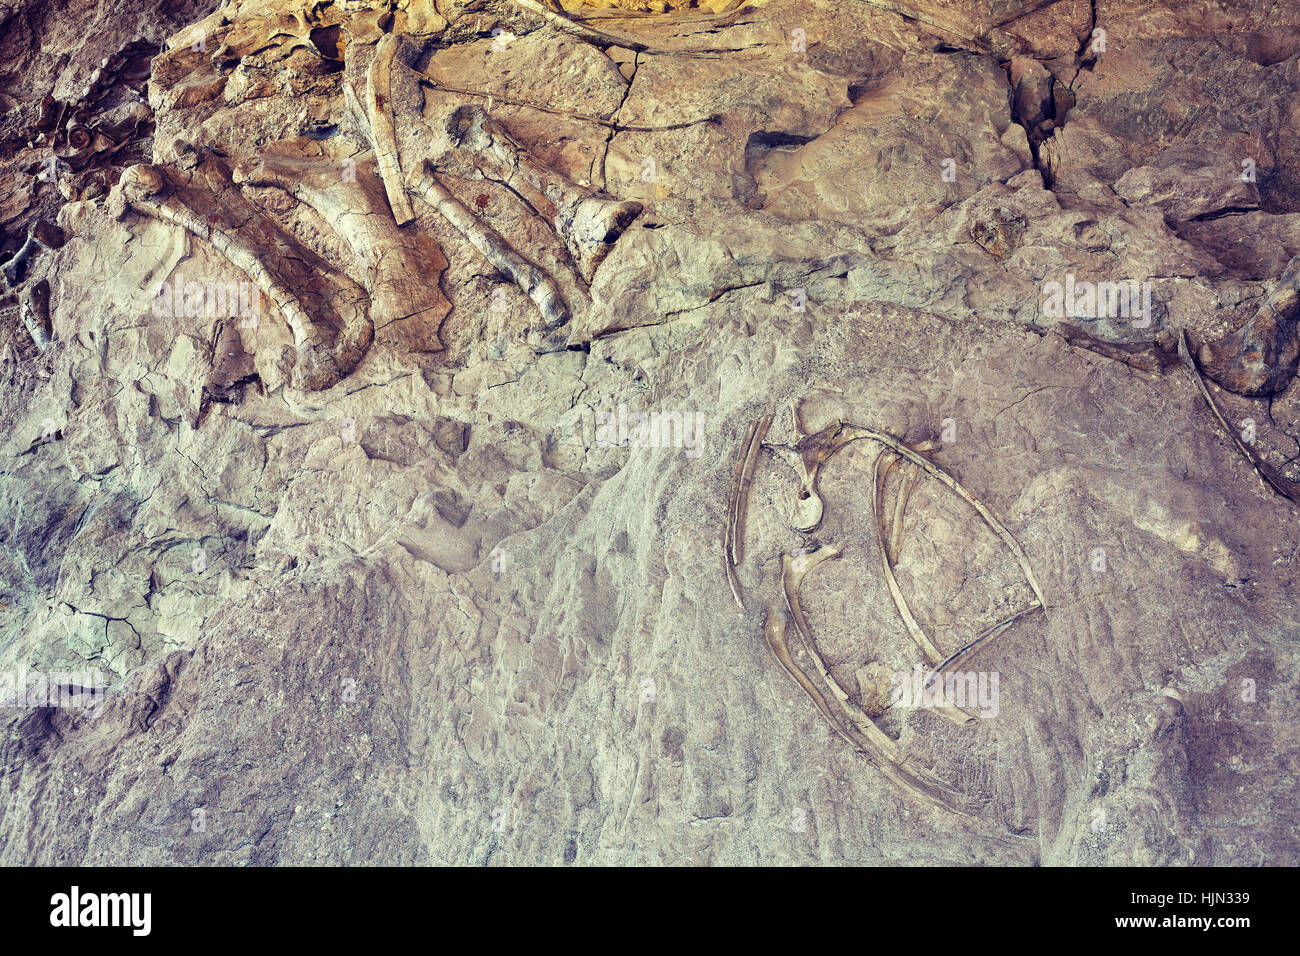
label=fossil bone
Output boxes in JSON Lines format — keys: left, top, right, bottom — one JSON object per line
{"left": 723, "top": 413, "right": 772, "bottom": 608}
{"left": 765, "top": 401, "right": 1049, "bottom": 617}
{"left": 119, "top": 158, "right": 373, "bottom": 392}
{"left": 927, "top": 601, "right": 1043, "bottom": 697}
{"left": 444, "top": 106, "right": 643, "bottom": 283}
{"left": 233, "top": 140, "right": 450, "bottom": 349}
{"left": 410, "top": 162, "right": 570, "bottom": 328}
{"left": 783, "top": 538, "right": 974, "bottom": 728}
{"left": 355, "top": 33, "right": 416, "bottom": 226}
{"left": 2, "top": 221, "right": 64, "bottom": 287}
{"left": 871, "top": 449, "right": 946, "bottom": 667}
{"left": 763, "top": 601, "right": 976, "bottom": 816}
{"left": 20, "top": 279, "right": 51, "bottom": 350}
{"left": 1203, "top": 253, "right": 1300, "bottom": 397}
{"left": 1178, "top": 329, "right": 1299, "bottom": 502}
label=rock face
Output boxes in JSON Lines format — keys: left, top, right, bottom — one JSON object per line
{"left": 1, "top": 0, "right": 1298, "bottom": 865}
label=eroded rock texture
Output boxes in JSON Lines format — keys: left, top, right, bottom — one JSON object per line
{"left": 1, "top": 0, "right": 1298, "bottom": 865}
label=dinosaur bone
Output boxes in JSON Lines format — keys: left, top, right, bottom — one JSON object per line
{"left": 723, "top": 413, "right": 772, "bottom": 608}
{"left": 871, "top": 448, "right": 945, "bottom": 667}
{"left": 1204, "top": 253, "right": 1300, "bottom": 397}
{"left": 763, "top": 401, "right": 1048, "bottom": 616}
{"left": 782, "top": 541, "right": 974, "bottom": 728}
{"left": 2, "top": 221, "right": 64, "bottom": 287}
{"left": 445, "top": 106, "right": 643, "bottom": 283}
{"left": 233, "top": 141, "right": 450, "bottom": 349}
{"left": 354, "top": 33, "right": 416, "bottom": 226}
{"left": 410, "top": 162, "right": 570, "bottom": 329}
{"left": 763, "top": 602, "right": 977, "bottom": 816}
{"left": 21, "top": 279, "right": 51, "bottom": 350}
{"left": 1178, "top": 330, "right": 1299, "bottom": 501}
{"left": 119, "top": 159, "right": 372, "bottom": 391}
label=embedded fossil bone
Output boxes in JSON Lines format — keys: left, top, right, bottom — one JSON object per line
{"left": 850, "top": 420, "right": 1050, "bottom": 618}
{"left": 356, "top": 33, "right": 416, "bottom": 226}
{"left": 871, "top": 449, "right": 946, "bottom": 667}
{"left": 2, "top": 221, "right": 64, "bottom": 287}
{"left": 1178, "top": 330, "right": 1299, "bottom": 502}
{"left": 119, "top": 159, "right": 373, "bottom": 391}
{"left": 762, "top": 406, "right": 861, "bottom": 532}
{"left": 886, "top": 453, "right": 924, "bottom": 565}
{"left": 1203, "top": 253, "right": 1300, "bottom": 397}
{"left": 723, "top": 413, "right": 772, "bottom": 608}
{"left": 765, "top": 403, "right": 1048, "bottom": 616}
{"left": 783, "top": 539, "right": 974, "bottom": 727}
{"left": 232, "top": 140, "right": 450, "bottom": 349}
{"left": 763, "top": 602, "right": 976, "bottom": 816}
{"left": 444, "top": 106, "right": 643, "bottom": 283}
{"left": 927, "top": 601, "right": 1043, "bottom": 695}
{"left": 410, "top": 162, "right": 570, "bottom": 328}
{"left": 20, "top": 279, "right": 51, "bottom": 350}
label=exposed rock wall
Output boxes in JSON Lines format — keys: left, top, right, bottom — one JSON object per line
{"left": 0, "top": 0, "right": 1297, "bottom": 864}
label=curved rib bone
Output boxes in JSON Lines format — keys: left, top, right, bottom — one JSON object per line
{"left": 763, "top": 602, "right": 976, "bottom": 816}
{"left": 120, "top": 159, "right": 372, "bottom": 391}
{"left": 410, "top": 162, "right": 570, "bottom": 328}
{"left": 723, "top": 413, "right": 772, "bottom": 608}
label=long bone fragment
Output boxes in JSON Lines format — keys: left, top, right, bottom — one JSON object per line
{"left": 723, "top": 413, "right": 772, "bottom": 608}
{"left": 2, "top": 221, "right": 65, "bottom": 287}
{"left": 233, "top": 141, "right": 450, "bottom": 348}
{"left": 886, "top": 454, "right": 923, "bottom": 565}
{"left": 21, "top": 279, "right": 51, "bottom": 350}
{"left": 354, "top": 33, "right": 416, "bottom": 226}
{"left": 118, "top": 160, "right": 372, "bottom": 391}
{"left": 926, "top": 601, "right": 1042, "bottom": 696}
{"left": 445, "top": 106, "right": 643, "bottom": 283}
{"left": 410, "top": 162, "right": 570, "bottom": 328}
{"left": 871, "top": 450, "right": 944, "bottom": 666}
{"left": 1178, "top": 329, "right": 1299, "bottom": 502}
{"left": 763, "top": 602, "right": 976, "bottom": 816}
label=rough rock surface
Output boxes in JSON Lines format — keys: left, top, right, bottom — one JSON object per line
{"left": 1, "top": 0, "right": 1298, "bottom": 865}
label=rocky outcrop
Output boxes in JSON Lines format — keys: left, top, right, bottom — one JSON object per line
{"left": 0, "top": 0, "right": 1297, "bottom": 865}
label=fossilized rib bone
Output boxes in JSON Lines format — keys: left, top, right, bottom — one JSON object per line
{"left": 926, "top": 601, "right": 1042, "bottom": 695}
{"left": 445, "top": 106, "right": 643, "bottom": 283}
{"left": 410, "top": 162, "right": 570, "bottom": 328}
{"left": 764, "top": 405, "right": 1049, "bottom": 616}
{"left": 119, "top": 159, "right": 373, "bottom": 391}
{"left": 355, "top": 33, "right": 416, "bottom": 226}
{"left": 763, "top": 602, "right": 976, "bottom": 816}
{"left": 723, "top": 413, "right": 772, "bottom": 608}
{"left": 886, "top": 454, "right": 922, "bottom": 566}
{"left": 1178, "top": 330, "right": 1299, "bottom": 502}
{"left": 233, "top": 140, "right": 450, "bottom": 349}
{"left": 871, "top": 449, "right": 945, "bottom": 667}
{"left": 782, "top": 541, "right": 973, "bottom": 728}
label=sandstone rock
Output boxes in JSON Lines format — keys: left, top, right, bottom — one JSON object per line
{"left": 0, "top": 0, "right": 1297, "bottom": 867}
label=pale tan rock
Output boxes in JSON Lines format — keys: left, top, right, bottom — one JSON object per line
{"left": 0, "top": 0, "right": 1298, "bottom": 869}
